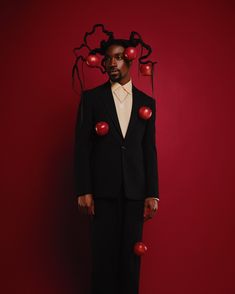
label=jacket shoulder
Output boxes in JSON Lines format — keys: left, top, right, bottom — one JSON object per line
{"left": 134, "top": 86, "right": 156, "bottom": 105}
{"left": 80, "top": 82, "right": 108, "bottom": 106}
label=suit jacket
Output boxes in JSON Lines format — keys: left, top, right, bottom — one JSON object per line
{"left": 74, "top": 80, "right": 159, "bottom": 200}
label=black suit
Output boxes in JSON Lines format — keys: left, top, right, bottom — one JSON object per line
{"left": 74, "top": 80, "right": 159, "bottom": 294}
{"left": 74, "top": 80, "right": 159, "bottom": 200}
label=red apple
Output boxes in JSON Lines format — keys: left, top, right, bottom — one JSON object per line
{"left": 124, "top": 47, "right": 137, "bottom": 61}
{"left": 134, "top": 242, "right": 147, "bottom": 256}
{"left": 140, "top": 63, "right": 152, "bottom": 76}
{"left": 139, "top": 106, "right": 152, "bottom": 120}
{"left": 95, "top": 121, "right": 109, "bottom": 136}
{"left": 86, "top": 54, "right": 100, "bottom": 67}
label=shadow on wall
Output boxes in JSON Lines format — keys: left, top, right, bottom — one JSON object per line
{"left": 42, "top": 130, "right": 93, "bottom": 294}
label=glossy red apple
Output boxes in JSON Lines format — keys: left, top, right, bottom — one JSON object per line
{"left": 140, "top": 63, "right": 152, "bottom": 76}
{"left": 124, "top": 47, "right": 137, "bottom": 61}
{"left": 139, "top": 106, "right": 152, "bottom": 120}
{"left": 86, "top": 54, "right": 100, "bottom": 67}
{"left": 134, "top": 242, "right": 147, "bottom": 256}
{"left": 95, "top": 121, "right": 109, "bottom": 136}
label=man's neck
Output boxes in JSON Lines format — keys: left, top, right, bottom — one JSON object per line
{"left": 119, "top": 77, "right": 131, "bottom": 85}
{"left": 110, "top": 78, "right": 132, "bottom": 86}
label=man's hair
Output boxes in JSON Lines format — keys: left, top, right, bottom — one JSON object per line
{"left": 103, "top": 38, "right": 130, "bottom": 50}
{"left": 92, "top": 38, "right": 133, "bottom": 55}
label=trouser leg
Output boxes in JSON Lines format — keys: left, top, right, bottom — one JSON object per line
{"left": 118, "top": 190, "right": 145, "bottom": 294}
{"left": 90, "top": 188, "right": 145, "bottom": 294}
{"left": 90, "top": 197, "right": 120, "bottom": 294}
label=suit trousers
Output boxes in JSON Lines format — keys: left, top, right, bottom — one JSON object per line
{"left": 90, "top": 184, "right": 145, "bottom": 294}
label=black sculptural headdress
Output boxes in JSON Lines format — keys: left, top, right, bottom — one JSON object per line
{"left": 72, "top": 23, "right": 157, "bottom": 96}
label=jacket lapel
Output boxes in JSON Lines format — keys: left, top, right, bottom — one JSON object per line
{"left": 124, "top": 85, "right": 141, "bottom": 141}
{"left": 103, "top": 81, "right": 124, "bottom": 140}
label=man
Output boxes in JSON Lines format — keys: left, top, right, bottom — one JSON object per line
{"left": 74, "top": 40, "right": 159, "bottom": 294}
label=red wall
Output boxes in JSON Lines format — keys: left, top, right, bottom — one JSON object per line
{"left": 1, "top": 0, "right": 235, "bottom": 293}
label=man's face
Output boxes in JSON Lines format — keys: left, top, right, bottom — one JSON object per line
{"left": 104, "top": 44, "right": 131, "bottom": 84}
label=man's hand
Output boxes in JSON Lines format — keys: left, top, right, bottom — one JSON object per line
{"left": 77, "top": 194, "right": 95, "bottom": 216}
{"left": 143, "top": 197, "right": 158, "bottom": 222}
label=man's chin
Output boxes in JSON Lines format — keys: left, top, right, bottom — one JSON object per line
{"left": 109, "top": 74, "right": 121, "bottom": 82}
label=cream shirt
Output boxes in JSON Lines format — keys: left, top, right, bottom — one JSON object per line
{"left": 110, "top": 79, "right": 159, "bottom": 202}
{"left": 111, "top": 79, "right": 133, "bottom": 138}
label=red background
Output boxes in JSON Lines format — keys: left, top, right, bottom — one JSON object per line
{"left": 1, "top": 0, "right": 235, "bottom": 293}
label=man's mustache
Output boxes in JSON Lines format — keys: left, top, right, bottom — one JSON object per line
{"left": 108, "top": 68, "right": 120, "bottom": 74}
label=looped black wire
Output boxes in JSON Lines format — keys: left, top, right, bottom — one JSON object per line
{"left": 129, "top": 31, "right": 157, "bottom": 98}
{"left": 72, "top": 24, "right": 157, "bottom": 98}
{"left": 72, "top": 24, "right": 113, "bottom": 92}
{"left": 72, "top": 55, "right": 86, "bottom": 93}
{"left": 73, "top": 43, "right": 89, "bottom": 56}
{"left": 129, "top": 31, "right": 153, "bottom": 64}
{"left": 84, "top": 24, "right": 114, "bottom": 51}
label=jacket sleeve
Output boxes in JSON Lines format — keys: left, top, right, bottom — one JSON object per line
{"left": 74, "top": 91, "right": 93, "bottom": 197}
{"left": 142, "top": 98, "right": 160, "bottom": 199}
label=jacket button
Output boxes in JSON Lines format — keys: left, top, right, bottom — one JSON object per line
{"left": 121, "top": 145, "right": 126, "bottom": 150}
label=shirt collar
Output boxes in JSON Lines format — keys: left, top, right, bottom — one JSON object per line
{"left": 110, "top": 79, "right": 132, "bottom": 95}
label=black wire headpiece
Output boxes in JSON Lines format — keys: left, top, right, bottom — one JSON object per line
{"left": 72, "top": 24, "right": 157, "bottom": 95}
